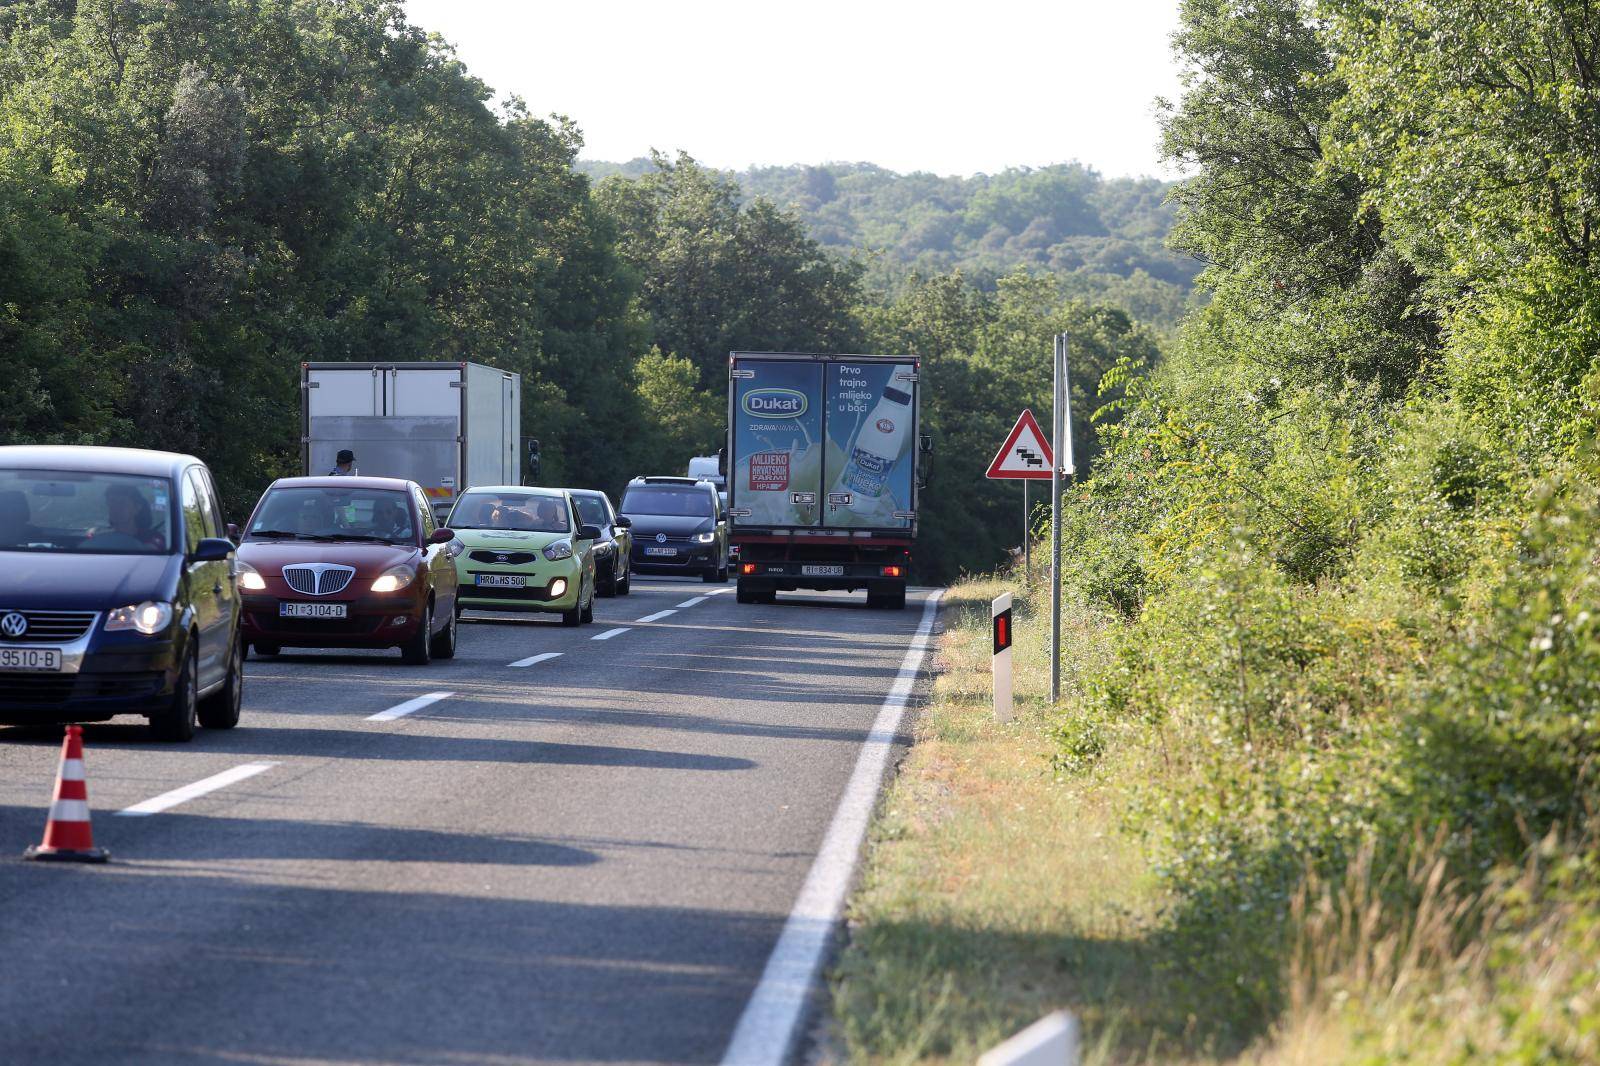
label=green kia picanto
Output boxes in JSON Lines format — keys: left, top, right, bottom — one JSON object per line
{"left": 445, "top": 487, "right": 598, "bottom": 625}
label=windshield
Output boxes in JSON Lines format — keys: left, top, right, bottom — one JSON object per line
{"left": 449, "top": 491, "right": 570, "bottom": 534}
{"left": 621, "top": 486, "right": 714, "bottom": 519}
{"left": 0, "top": 469, "right": 175, "bottom": 555}
{"left": 249, "top": 487, "right": 415, "bottom": 544}
{"left": 572, "top": 494, "right": 611, "bottom": 527}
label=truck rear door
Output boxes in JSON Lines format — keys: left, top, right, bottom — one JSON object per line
{"left": 730, "top": 359, "right": 824, "bottom": 530}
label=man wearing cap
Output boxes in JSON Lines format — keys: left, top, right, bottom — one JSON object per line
{"left": 328, "top": 449, "right": 356, "bottom": 476}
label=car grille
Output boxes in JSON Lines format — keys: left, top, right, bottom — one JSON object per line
{"left": 281, "top": 564, "right": 355, "bottom": 596}
{"left": 0, "top": 610, "right": 98, "bottom": 644}
{"left": 468, "top": 550, "right": 537, "bottom": 566}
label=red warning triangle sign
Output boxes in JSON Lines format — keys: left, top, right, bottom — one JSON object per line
{"left": 986, "top": 409, "right": 1055, "bottom": 480}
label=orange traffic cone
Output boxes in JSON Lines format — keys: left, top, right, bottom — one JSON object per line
{"left": 23, "top": 725, "right": 109, "bottom": 863}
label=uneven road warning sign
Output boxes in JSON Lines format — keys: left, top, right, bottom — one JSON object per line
{"left": 986, "top": 409, "right": 1055, "bottom": 480}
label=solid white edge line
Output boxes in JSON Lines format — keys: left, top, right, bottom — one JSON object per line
{"left": 117, "top": 762, "right": 278, "bottom": 817}
{"left": 636, "top": 609, "right": 677, "bottom": 623}
{"left": 366, "top": 691, "right": 454, "bottom": 722}
{"left": 676, "top": 596, "right": 710, "bottom": 608}
{"left": 719, "top": 590, "right": 945, "bottom": 1066}
{"left": 510, "top": 652, "right": 564, "bottom": 668}
{"left": 592, "top": 627, "right": 631, "bottom": 641}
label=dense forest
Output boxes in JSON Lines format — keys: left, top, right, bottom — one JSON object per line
{"left": 1012, "top": 0, "right": 1600, "bottom": 1057}
{"left": 583, "top": 158, "right": 1198, "bottom": 331}
{"left": 0, "top": 0, "right": 1158, "bottom": 584}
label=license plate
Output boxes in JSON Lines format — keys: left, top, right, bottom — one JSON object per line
{"left": 475, "top": 574, "right": 527, "bottom": 588}
{"left": 645, "top": 546, "right": 677, "bottom": 556}
{"left": 0, "top": 647, "right": 62, "bottom": 672}
{"left": 279, "top": 602, "right": 348, "bottom": 619}
{"left": 802, "top": 565, "right": 845, "bottom": 577}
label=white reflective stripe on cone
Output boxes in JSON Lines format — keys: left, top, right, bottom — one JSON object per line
{"left": 59, "top": 760, "right": 86, "bottom": 782}
{"left": 48, "top": 799, "right": 91, "bottom": 822}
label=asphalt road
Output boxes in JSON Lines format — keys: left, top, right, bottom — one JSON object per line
{"left": 0, "top": 578, "right": 941, "bottom": 1065}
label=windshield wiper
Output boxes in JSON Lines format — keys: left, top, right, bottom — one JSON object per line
{"left": 334, "top": 534, "right": 410, "bottom": 545}
{"left": 249, "top": 529, "right": 302, "bottom": 539}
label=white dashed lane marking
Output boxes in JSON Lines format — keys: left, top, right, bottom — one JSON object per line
{"left": 510, "top": 652, "right": 563, "bottom": 668}
{"left": 635, "top": 610, "right": 677, "bottom": 624}
{"left": 367, "top": 692, "right": 455, "bottom": 722}
{"left": 592, "top": 628, "right": 630, "bottom": 641}
{"left": 118, "top": 762, "right": 278, "bottom": 817}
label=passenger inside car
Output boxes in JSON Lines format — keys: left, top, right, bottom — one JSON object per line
{"left": 93, "top": 484, "right": 163, "bottom": 551}
{"left": 0, "top": 489, "right": 33, "bottom": 548}
{"left": 367, "top": 497, "right": 414, "bottom": 541}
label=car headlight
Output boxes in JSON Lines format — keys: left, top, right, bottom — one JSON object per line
{"left": 692, "top": 531, "right": 717, "bottom": 544}
{"left": 106, "top": 601, "right": 174, "bottom": 635}
{"left": 236, "top": 561, "right": 267, "bottom": 591}
{"left": 543, "top": 540, "right": 573, "bottom": 561}
{"left": 370, "top": 565, "right": 416, "bottom": 593}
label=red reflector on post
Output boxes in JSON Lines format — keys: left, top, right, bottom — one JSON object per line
{"left": 881, "top": 565, "right": 902, "bottom": 578}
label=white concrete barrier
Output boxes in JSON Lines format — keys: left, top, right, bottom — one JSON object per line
{"left": 977, "top": 1011, "right": 1080, "bottom": 1066}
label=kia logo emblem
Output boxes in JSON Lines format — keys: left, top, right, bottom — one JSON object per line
{"left": 656, "top": 533, "right": 667, "bottom": 543}
{"left": 0, "top": 612, "right": 26, "bottom": 639}
{"left": 495, "top": 554, "right": 509, "bottom": 563}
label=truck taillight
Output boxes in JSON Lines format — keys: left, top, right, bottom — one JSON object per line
{"left": 741, "top": 563, "right": 759, "bottom": 575}
{"left": 881, "top": 565, "right": 903, "bottom": 578}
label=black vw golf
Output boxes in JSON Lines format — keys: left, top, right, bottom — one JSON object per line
{"left": 0, "top": 446, "right": 244, "bottom": 741}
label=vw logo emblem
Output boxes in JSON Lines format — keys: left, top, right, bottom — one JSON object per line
{"left": 0, "top": 612, "right": 27, "bottom": 639}
{"left": 656, "top": 533, "right": 667, "bottom": 544}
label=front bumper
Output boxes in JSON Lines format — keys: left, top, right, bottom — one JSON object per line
{"left": 631, "top": 544, "right": 718, "bottom": 573}
{"left": 455, "top": 562, "right": 580, "bottom": 613}
{"left": 0, "top": 638, "right": 179, "bottom": 722}
{"left": 241, "top": 593, "right": 425, "bottom": 649}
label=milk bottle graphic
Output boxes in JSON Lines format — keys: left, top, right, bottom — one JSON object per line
{"left": 837, "top": 383, "right": 912, "bottom": 514}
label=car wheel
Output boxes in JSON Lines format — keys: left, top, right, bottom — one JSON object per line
{"left": 560, "top": 604, "right": 581, "bottom": 626}
{"left": 580, "top": 582, "right": 594, "bottom": 624}
{"left": 701, "top": 565, "right": 719, "bottom": 583}
{"left": 197, "top": 635, "right": 243, "bottom": 730}
{"left": 251, "top": 642, "right": 280, "bottom": 658}
{"left": 599, "top": 559, "right": 618, "bottom": 598}
{"left": 401, "top": 603, "right": 433, "bottom": 665}
{"left": 736, "top": 579, "right": 754, "bottom": 604}
{"left": 151, "top": 644, "right": 199, "bottom": 742}
{"left": 717, "top": 559, "right": 730, "bottom": 582}
{"left": 429, "top": 602, "right": 458, "bottom": 660}
{"left": 618, "top": 561, "right": 631, "bottom": 596}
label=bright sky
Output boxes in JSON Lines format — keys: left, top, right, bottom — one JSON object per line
{"left": 402, "top": 0, "right": 1185, "bottom": 179}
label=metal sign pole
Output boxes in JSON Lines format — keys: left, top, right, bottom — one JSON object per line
{"left": 1023, "top": 479, "right": 1030, "bottom": 586}
{"left": 1050, "top": 334, "right": 1066, "bottom": 704}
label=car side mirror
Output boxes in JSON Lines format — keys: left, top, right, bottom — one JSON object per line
{"left": 430, "top": 527, "right": 456, "bottom": 544}
{"left": 615, "top": 516, "right": 632, "bottom": 529}
{"left": 578, "top": 524, "right": 603, "bottom": 540}
{"left": 192, "top": 537, "right": 235, "bottom": 563}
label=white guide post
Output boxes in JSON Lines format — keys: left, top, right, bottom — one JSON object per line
{"left": 992, "top": 591, "right": 1014, "bottom": 723}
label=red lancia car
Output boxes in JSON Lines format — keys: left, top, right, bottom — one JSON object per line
{"left": 235, "top": 477, "right": 461, "bottom": 664}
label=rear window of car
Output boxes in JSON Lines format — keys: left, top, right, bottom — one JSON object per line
{"left": 573, "top": 495, "right": 611, "bottom": 527}
{"left": 249, "top": 487, "right": 415, "bottom": 544}
{"left": 449, "top": 491, "right": 570, "bottom": 534}
{"left": 620, "top": 486, "right": 714, "bottom": 518}
{"left": 0, "top": 469, "right": 175, "bottom": 555}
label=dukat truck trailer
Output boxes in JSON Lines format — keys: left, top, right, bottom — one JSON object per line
{"left": 301, "top": 361, "right": 522, "bottom": 519}
{"left": 726, "top": 351, "right": 927, "bottom": 610}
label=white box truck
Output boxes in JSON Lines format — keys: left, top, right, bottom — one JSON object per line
{"left": 301, "top": 361, "right": 522, "bottom": 516}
